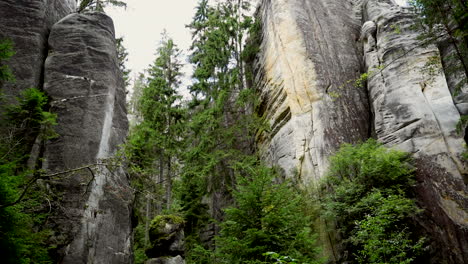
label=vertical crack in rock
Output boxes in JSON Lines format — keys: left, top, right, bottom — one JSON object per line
{"left": 362, "top": 0, "right": 468, "bottom": 262}
{"left": 0, "top": 0, "right": 75, "bottom": 101}
{"left": 43, "top": 12, "right": 132, "bottom": 264}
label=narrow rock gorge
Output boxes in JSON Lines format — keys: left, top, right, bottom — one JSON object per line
{"left": 0, "top": 0, "right": 467, "bottom": 263}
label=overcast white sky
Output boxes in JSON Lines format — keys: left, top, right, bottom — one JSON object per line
{"left": 106, "top": 0, "right": 198, "bottom": 84}
{"left": 106, "top": 0, "right": 408, "bottom": 86}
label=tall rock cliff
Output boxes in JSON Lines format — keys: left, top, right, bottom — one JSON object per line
{"left": 0, "top": 2, "right": 133, "bottom": 264}
{"left": 361, "top": 0, "right": 467, "bottom": 262}
{"left": 255, "top": 0, "right": 467, "bottom": 262}
{"left": 255, "top": 0, "right": 370, "bottom": 183}
{"left": 0, "top": 0, "right": 75, "bottom": 100}
{"left": 43, "top": 12, "right": 132, "bottom": 263}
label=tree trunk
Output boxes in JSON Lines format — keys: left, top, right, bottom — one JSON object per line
{"left": 144, "top": 193, "right": 151, "bottom": 247}
{"left": 166, "top": 157, "right": 172, "bottom": 210}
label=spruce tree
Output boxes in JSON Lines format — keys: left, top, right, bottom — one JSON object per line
{"left": 126, "top": 34, "right": 185, "bottom": 261}
{"left": 116, "top": 37, "right": 131, "bottom": 88}
{"left": 180, "top": 0, "right": 257, "bottom": 248}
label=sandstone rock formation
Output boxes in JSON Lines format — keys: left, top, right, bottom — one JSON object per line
{"left": 42, "top": 12, "right": 132, "bottom": 263}
{"left": 255, "top": 0, "right": 370, "bottom": 184}
{"left": 0, "top": 0, "right": 75, "bottom": 101}
{"left": 146, "top": 255, "right": 185, "bottom": 264}
{"left": 147, "top": 215, "right": 185, "bottom": 256}
{"left": 255, "top": 0, "right": 467, "bottom": 262}
{"left": 361, "top": 0, "right": 467, "bottom": 262}
{"left": 146, "top": 215, "right": 185, "bottom": 264}
{"left": 1, "top": 2, "right": 133, "bottom": 263}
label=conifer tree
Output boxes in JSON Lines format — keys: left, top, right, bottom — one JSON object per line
{"left": 126, "top": 33, "right": 185, "bottom": 258}
{"left": 180, "top": 0, "right": 257, "bottom": 247}
{"left": 116, "top": 37, "right": 131, "bottom": 88}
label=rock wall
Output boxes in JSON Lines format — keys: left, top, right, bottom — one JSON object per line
{"left": 0, "top": 0, "right": 76, "bottom": 100}
{"left": 0, "top": 2, "right": 133, "bottom": 263}
{"left": 255, "top": 0, "right": 467, "bottom": 262}
{"left": 43, "top": 12, "right": 132, "bottom": 263}
{"left": 361, "top": 0, "right": 467, "bottom": 262}
{"left": 255, "top": 0, "right": 370, "bottom": 183}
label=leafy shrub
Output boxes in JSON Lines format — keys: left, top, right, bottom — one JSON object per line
{"left": 321, "top": 139, "right": 426, "bottom": 263}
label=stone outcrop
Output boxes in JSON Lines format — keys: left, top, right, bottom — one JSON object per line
{"left": 361, "top": 0, "right": 467, "bottom": 262}
{"left": 255, "top": 0, "right": 467, "bottom": 262}
{"left": 146, "top": 256, "right": 185, "bottom": 264}
{"left": 255, "top": 0, "right": 370, "bottom": 184}
{"left": 42, "top": 12, "right": 132, "bottom": 263}
{"left": 0, "top": 0, "right": 75, "bottom": 100}
{"left": 146, "top": 215, "right": 185, "bottom": 264}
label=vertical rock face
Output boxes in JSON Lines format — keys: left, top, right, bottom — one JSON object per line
{"left": 361, "top": 0, "right": 467, "bottom": 262}
{"left": 0, "top": 0, "right": 75, "bottom": 100}
{"left": 256, "top": 0, "right": 467, "bottom": 262}
{"left": 43, "top": 13, "right": 132, "bottom": 264}
{"left": 255, "top": 0, "right": 370, "bottom": 183}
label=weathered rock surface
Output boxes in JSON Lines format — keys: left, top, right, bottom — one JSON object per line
{"left": 146, "top": 255, "right": 185, "bottom": 264}
{"left": 256, "top": 0, "right": 467, "bottom": 262}
{"left": 255, "top": 0, "right": 370, "bottom": 183}
{"left": 146, "top": 215, "right": 185, "bottom": 259}
{"left": 439, "top": 41, "right": 468, "bottom": 116}
{"left": 43, "top": 12, "right": 132, "bottom": 264}
{"left": 0, "top": 0, "right": 75, "bottom": 100}
{"left": 361, "top": 0, "right": 468, "bottom": 262}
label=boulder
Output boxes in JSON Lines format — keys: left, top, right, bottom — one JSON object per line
{"left": 146, "top": 215, "right": 185, "bottom": 258}
{"left": 146, "top": 256, "right": 185, "bottom": 264}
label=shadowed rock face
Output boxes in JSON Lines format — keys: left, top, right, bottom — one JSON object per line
{"left": 43, "top": 12, "right": 132, "bottom": 264}
{"left": 255, "top": 0, "right": 370, "bottom": 183}
{"left": 0, "top": 0, "right": 75, "bottom": 100}
{"left": 361, "top": 0, "right": 467, "bottom": 262}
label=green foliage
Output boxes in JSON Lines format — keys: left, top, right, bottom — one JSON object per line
{"left": 126, "top": 32, "right": 186, "bottom": 261}
{"left": 263, "top": 252, "right": 299, "bottom": 264}
{"left": 179, "top": 0, "right": 260, "bottom": 253}
{"left": 150, "top": 215, "right": 184, "bottom": 233}
{"left": 354, "top": 71, "right": 370, "bottom": 88}
{"left": 78, "top": 0, "right": 126, "bottom": 12}
{"left": 409, "top": 0, "right": 468, "bottom": 83}
{"left": 214, "top": 161, "right": 321, "bottom": 264}
{"left": 116, "top": 37, "right": 131, "bottom": 88}
{"left": 0, "top": 39, "right": 57, "bottom": 263}
{"left": 133, "top": 224, "right": 148, "bottom": 264}
{"left": 352, "top": 192, "right": 426, "bottom": 264}
{"left": 390, "top": 24, "right": 401, "bottom": 34}
{"left": 456, "top": 115, "right": 468, "bottom": 135}
{"left": 5, "top": 88, "right": 58, "bottom": 144}
{"left": 0, "top": 39, "right": 15, "bottom": 84}
{"left": 321, "top": 139, "right": 426, "bottom": 263}
{"left": 0, "top": 91, "right": 57, "bottom": 262}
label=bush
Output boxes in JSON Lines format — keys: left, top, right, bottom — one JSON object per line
{"left": 321, "top": 139, "right": 426, "bottom": 263}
